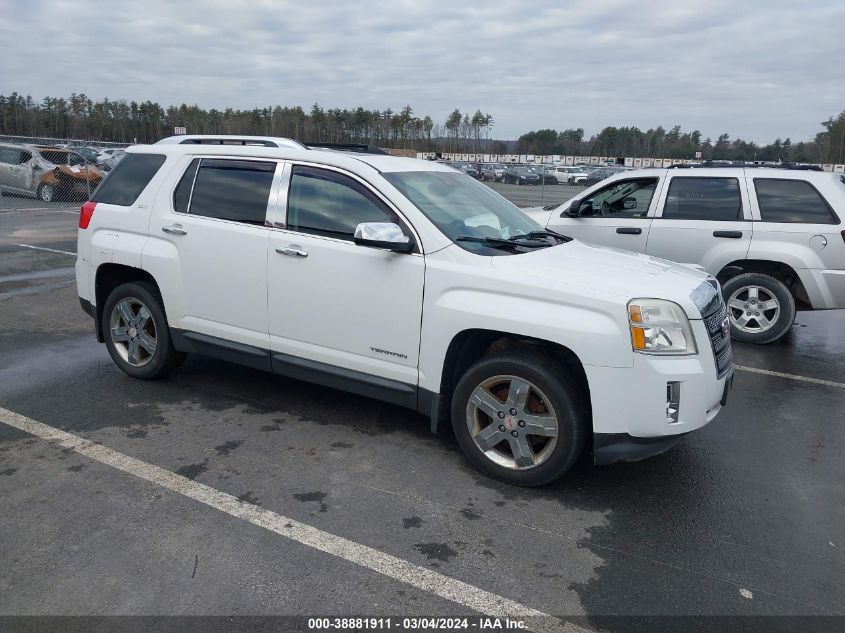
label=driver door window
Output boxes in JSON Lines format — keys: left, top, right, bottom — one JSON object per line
{"left": 577, "top": 178, "right": 657, "bottom": 218}
{"left": 548, "top": 177, "right": 659, "bottom": 252}
{"left": 286, "top": 165, "right": 398, "bottom": 240}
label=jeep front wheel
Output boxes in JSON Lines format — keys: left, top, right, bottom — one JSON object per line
{"left": 451, "top": 350, "right": 587, "bottom": 486}
{"left": 722, "top": 273, "right": 796, "bottom": 344}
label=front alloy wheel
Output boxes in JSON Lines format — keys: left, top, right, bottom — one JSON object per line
{"left": 110, "top": 297, "right": 157, "bottom": 367}
{"left": 466, "top": 375, "right": 558, "bottom": 470}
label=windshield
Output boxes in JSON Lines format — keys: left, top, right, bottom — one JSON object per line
{"left": 383, "top": 170, "right": 548, "bottom": 255}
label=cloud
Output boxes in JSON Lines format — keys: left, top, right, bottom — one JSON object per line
{"left": 0, "top": 0, "right": 842, "bottom": 142}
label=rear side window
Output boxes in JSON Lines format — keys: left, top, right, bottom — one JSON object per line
{"left": 0, "top": 148, "right": 18, "bottom": 164}
{"left": 286, "top": 165, "right": 396, "bottom": 240}
{"left": 188, "top": 159, "right": 275, "bottom": 225}
{"left": 92, "top": 153, "right": 166, "bottom": 206}
{"left": 663, "top": 177, "right": 742, "bottom": 221}
{"left": 754, "top": 179, "right": 838, "bottom": 224}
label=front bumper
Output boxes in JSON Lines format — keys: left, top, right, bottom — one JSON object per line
{"left": 584, "top": 320, "right": 732, "bottom": 462}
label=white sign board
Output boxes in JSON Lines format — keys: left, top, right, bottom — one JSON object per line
{"left": 174, "top": 126, "right": 187, "bottom": 135}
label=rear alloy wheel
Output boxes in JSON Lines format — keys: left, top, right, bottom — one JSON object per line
{"left": 103, "top": 281, "right": 185, "bottom": 379}
{"left": 722, "top": 273, "right": 795, "bottom": 344}
{"left": 451, "top": 351, "right": 587, "bottom": 486}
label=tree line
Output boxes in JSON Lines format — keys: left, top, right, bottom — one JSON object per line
{"left": 1, "top": 91, "right": 842, "bottom": 163}
{"left": 516, "top": 112, "right": 845, "bottom": 164}
{"left": 0, "top": 92, "right": 494, "bottom": 152}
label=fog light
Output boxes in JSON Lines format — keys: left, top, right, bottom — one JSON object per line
{"left": 666, "top": 381, "right": 680, "bottom": 424}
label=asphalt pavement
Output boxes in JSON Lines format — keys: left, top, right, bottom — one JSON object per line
{"left": 0, "top": 205, "right": 843, "bottom": 632}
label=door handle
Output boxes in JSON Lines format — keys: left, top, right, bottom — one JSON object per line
{"left": 276, "top": 246, "right": 308, "bottom": 258}
{"left": 713, "top": 230, "right": 743, "bottom": 238}
{"left": 616, "top": 227, "right": 642, "bottom": 235}
{"left": 162, "top": 225, "right": 188, "bottom": 236}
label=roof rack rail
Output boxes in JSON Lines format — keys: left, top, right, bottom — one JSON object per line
{"left": 667, "top": 161, "right": 823, "bottom": 171}
{"left": 155, "top": 135, "right": 305, "bottom": 149}
{"left": 302, "top": 142, "right": 387, "bottom": 155}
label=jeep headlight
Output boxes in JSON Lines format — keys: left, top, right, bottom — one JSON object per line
{"left": 628, "top": 299, "right": 697, "bottom": 355}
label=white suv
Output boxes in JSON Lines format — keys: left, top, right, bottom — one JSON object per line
{"left": 76, "top": 135, "right": 733, "bottom": 485}
{"left": 525, "top": 167, "right": 845, "bottom": 343}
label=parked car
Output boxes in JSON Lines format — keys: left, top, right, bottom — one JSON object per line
{"left": 551, "top": 166, "right": 589, "bottom": 186}
{"left": 583, "top": 166, "right": 627, "bottom": 186}
{"left": 502, "top": 165, "right": 541, "bottom": 185}
{"left": 69, "top": 146, "right": 101, "bottom": 165}
{"left": 96, "top": 148, "right": 127, "bottom": 171}
{"left": 456, "top": 163, "right": 480, "bottom": 179}
{"left": 76, "top": 135, "right": 732, "bottom": 485}
{"left": 0, "top": 143, "right": 103, "bottom": 201}
{"left": 529, "top": 165, "right": 558, "bottom": 184}
{"left": 523, "top": 166, "right": 845, "bottom": 343}
{"left": 479, "top": 164, "right": 497, "bottom": 181}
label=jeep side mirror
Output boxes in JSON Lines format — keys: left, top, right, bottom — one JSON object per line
{"left": 562, "top": 200, "right": 581, "bottom": 217}
{"left": 353, "top": 222, "right": 415, "bottom": 253}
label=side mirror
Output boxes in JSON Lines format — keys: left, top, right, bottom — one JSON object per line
{"left": 622, "top": 196, "right": 637, "bottom": 210}
{"left": 353, "top": 222, "right": 414, "bottom": 253}
{"left": 562, "top": 200, "right": 580, "bottom": 217}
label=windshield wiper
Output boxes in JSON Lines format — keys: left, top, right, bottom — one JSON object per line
{"left": 507, "top": 229, "right": 572, "bottom": 243}
{"left": 455, "top": 235, "right": 550, "bottom": 250}
{"left": 542, "top": 203, "right": 562, "bottom": 211}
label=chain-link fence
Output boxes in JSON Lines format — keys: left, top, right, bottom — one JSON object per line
{"left": 0, "top": 135, "right": 131, "bottom": 210}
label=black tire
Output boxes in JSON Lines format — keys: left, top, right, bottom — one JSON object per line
{"left": 450, "top": 350, "right": 588, "bottom": 486}
{"left": 722, "top": 273, "right": 795, "bottom": 344}
{"left": 102, "top": 281, "right": 186, "bottom": 379}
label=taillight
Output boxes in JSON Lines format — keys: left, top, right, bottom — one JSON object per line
{"left": 79, "top": 201, "right": 96, "bottom": 229}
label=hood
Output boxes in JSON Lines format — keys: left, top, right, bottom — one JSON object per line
{"left": 490, "top": 239, "right": 711, "bottom": 319}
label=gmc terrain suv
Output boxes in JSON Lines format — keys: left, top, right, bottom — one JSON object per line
{"left": 525, "top": 167, "right": 845, "bottom": 343}
{"left": 76, "top": 135, "right": 733, "bottom": 485}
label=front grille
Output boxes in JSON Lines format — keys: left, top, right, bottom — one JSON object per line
{"left": 703, "top": 300, "right": 733, "bottom": 378}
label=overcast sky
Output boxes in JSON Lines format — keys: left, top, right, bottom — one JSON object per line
{"left": 1, "top": 0, "right": 843, "bottom": 143}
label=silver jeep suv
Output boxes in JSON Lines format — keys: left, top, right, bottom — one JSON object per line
{"left": 525, "top": 166, "right": 845, "bottom": 343}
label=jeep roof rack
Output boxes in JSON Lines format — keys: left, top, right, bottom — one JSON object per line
{"left": 667, "top": 161, "right": 823, "bottom": 171}
{"left": 301, "top": 142, "right": 387, "bottom": 155}
{"left": 155, "top": 135, "right": 305, "bottom": 149}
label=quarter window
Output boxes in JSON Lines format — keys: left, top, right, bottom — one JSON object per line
{"left": 663, "top": 177, "right": 742, "bottom": 221}
{"left": 92, "top": 153, "right": 166, "bottom": 206}
{"left": 286, "top": 165, "right": 397, "bottom": 240}
{"left": 188, "top": 159, "right": 275, "bottom": 225}
{"left": 754, "top": 179, "right": 837, "bottom": 224}
{"left": 173, "top": 158, "right": 199, "bottom": 214}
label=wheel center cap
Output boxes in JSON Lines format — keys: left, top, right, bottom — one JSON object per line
{"left": 504, "top": 415, "right": 516, "bottom": 430}
{"left": 128, "top": 327, "right": 137, "bottom": 339}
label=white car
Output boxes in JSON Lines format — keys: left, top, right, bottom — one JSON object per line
{"left": 523, "top": 167, "right": 845, "bottom": 343}
{"left": 550, "top": 165, "right": 589, "bottom": 185}
{"left": 76, "top": 135, "right": 732, "bottom": 485}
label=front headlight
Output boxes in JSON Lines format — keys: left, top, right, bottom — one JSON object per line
{"left": 628, "top": 299, "right": 697, "bottom": 355}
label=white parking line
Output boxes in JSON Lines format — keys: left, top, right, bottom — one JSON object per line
{"left": 16, "top": 243, "right": 76, "bottom": 256}
{"left": 736, "top": 365, "right": 845, "bottom": 389}
{"left": 0, "top": 406, "right": 585, "bottom": 633}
